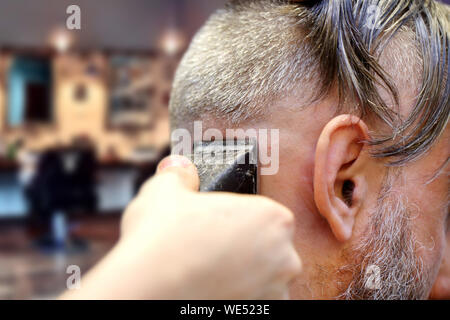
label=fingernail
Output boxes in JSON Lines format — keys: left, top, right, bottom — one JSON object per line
{"left": 157, "top": 155, "right": 192, "bottom": 172}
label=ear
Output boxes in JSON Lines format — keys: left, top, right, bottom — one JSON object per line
{"left": 314, "top": 115, "right": 370, "bottom": 242}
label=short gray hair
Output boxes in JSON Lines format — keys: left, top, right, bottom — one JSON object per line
{"left": 170, "top": 0, "right": 449, "bottom": 165}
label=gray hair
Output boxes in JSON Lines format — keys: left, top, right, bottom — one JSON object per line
{"left": 338, "top": 170, "right": 431, "bottom": 299}
{"left": 170, "top": 0, "right": 449, "bottom": 165}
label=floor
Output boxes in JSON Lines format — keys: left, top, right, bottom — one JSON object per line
{"left": 0, "top": 215, "right": 120, "bottom": 299}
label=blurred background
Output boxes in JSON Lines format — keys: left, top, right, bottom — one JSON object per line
{"left": 0, "top": 0, "right": 225, "bottom": 299}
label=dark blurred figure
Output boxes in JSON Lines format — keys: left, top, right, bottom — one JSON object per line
{"left": 25, "top": 142, "right": 97, "bottom": 252}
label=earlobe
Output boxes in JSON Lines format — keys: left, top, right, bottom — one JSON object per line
{"left": 314, "top": 115, "right": 370, "bottom": 242}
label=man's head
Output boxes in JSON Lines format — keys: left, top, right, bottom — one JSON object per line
{"left": 169, "top": 0, "right": 449, "bottom": 299}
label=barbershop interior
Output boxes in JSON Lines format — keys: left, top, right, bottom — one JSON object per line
{"left": 0, "top": 0, "right": 449, "bottom": 303}
{"left": 0, "top": 0, "right": 225, "bottom": 299}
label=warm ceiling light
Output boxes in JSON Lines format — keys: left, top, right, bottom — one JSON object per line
{"left": 50, "top": 29, "right": 74, "bottom": 53}
{"left": 158, "top": 29, "right": 187, "bottom": 56}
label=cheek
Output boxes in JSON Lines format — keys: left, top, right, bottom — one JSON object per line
{"left": 259, "top": 140, "right": 315, "bottom": 210}
{"left": 415, "top": 219, "right": 446, "bottom": 288}
{"left": 407, "top": 189, "right": 446, "bottom": 288}
{"left": 402, "top": 166, "right": 449, "bottom": 281}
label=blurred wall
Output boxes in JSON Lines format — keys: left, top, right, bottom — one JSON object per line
{"left": 0, "top": 0, "right": 227, "bottom": 158}
{"left": 0, "top": 0, "right": 225, "bottom": 50}
{"left": 0, "top": 0, "right": 228, "bottom": 217}
{"left": 0, "top": 53, "right": 172, "bottom": 159}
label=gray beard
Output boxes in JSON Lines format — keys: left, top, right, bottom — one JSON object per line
{"left": 338, "top": 172, "right": 433, "bottom": 300}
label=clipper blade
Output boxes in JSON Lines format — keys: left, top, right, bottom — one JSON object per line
{"left": 191, "top": 139, "right": 258, "bottom": 194}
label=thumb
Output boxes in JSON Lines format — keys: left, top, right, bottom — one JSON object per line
{"left": 155, "top": 155, "right": 200, "bottom": 192}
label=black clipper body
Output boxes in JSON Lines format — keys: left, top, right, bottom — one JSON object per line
{"left": 191, "top": 139, "right": 258, "bottom": 194}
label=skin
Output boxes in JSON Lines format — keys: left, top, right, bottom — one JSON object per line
{"left": 61, "top": 91, "right": 448, "bottom": 300}
{"left": 61, "top": 156, "right": 301, "bottom": 300}
{"left": 199, "top": 88, "right": 449, "bottom": 299}
{"left": 430, "top": 228, "right": 450, "bottom": 299}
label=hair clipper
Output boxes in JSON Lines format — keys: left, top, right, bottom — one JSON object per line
{"left": 190, "top": 139, "right": 258, "bottom": 194}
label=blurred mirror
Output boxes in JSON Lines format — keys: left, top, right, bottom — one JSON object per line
{"left": 7, "top": 54, "right": 53, "bottom": 127}
{"left": 108, "top": 54, "right": 156, "bottom": 130}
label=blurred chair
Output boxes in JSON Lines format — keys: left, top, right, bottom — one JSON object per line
{"left": 25, "top": 146, "right": 97, "bottom": 252}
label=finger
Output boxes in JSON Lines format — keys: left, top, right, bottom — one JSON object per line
{"left": 273, "top": 244, "right": 302, "bottom": 283}
{"left": 287, "top": 245, "right": 302, "bottom": 277}
{"left": 155, "top": 155, "right": 200, "bottom": 191}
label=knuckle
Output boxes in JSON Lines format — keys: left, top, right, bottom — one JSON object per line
{"left": 264, "top": 202, "right": 294, "bottom": 227}
{"left": 281, "top": 209, "right": 295, "bottom": 226}
{"left": 138, "top": 177, "right": 155, "bottom": 196}
{"left": 138, "top": 171, "right": 186, "bottom": 197}
{"left": 121, "top": 199, "right": 142, "bottom": 223}
{"left": 126, "top": 198, "right": 141, "bottom": 214}
{"left": 282, "top": 247, "right": 302, "bottom": 276}
{"left": 156, "top": 171, "right": 185, "bottom": 191}
{"left": 289, "top": 253, "right": 302, "bottom": 275}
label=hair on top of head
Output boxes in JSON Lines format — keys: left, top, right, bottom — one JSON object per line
{"left": 170, "top": 0, "right": 449, "bottom": 165}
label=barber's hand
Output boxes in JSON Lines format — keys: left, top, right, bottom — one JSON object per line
{"left": 61, "top": 155, "right": 301, "bottom": 300}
